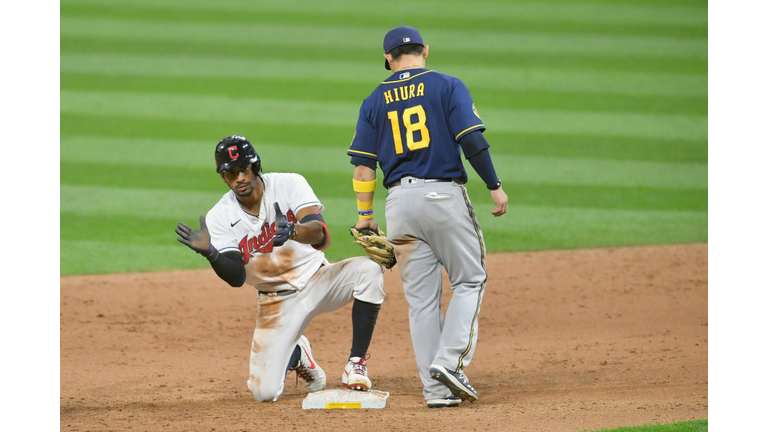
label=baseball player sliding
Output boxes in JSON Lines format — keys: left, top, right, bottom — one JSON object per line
{"left": 348, "top": 26, "right": 508, "bottom": 408}
{"left": 176, "top": 135, "right": 386, "bottom": 402}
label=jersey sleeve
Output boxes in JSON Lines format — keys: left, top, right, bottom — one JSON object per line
{"left": 285, "top": 173, "right": 324, "bottom": 214}
{"left": 206, "top": 205, "right": 239, "bottom": 254}
{"left": 447, "top": 78, "right": 486, "bottom": 141}
{"left": 347, "top": 102, "right": 379, "bottom": 162}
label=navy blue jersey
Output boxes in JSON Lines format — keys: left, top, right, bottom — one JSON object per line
{"left": 348, "top": 69, "right": 485, "bottom": 185}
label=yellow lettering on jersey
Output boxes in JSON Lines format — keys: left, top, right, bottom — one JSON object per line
{"left": 417, "top": 83, "right": 425, "bottom": 97}
{"left": 401, "top": 86, "right": 410, "bottom": 101}
{"left": 409, "top": 84, "right": 416, "bottom": 99}
{"left": 393, "top": 88, "right": 400, "bottom": 102}
{"left": 403, "top": 105, "right": 430, "bottom": 151}
{"left": 387, "top": 111, "right": 404, "bottom": 154}
{"left": 384, "top": 90, "right": 393, "bottom": 104}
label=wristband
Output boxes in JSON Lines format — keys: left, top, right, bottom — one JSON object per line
{"left": 357, "top": 199, "right": 374, "bottom": 220}
{"left": 353, "top": 179, "right": 377, "bottom": 193}
{"left": 488, "top": 180, "right": 501, "bottom": 191}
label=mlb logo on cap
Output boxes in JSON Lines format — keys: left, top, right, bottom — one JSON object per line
{"left": 383, "top": 26, "right": 425, "bottom": 70}
{"left": 383, "top": 26, "right": 424, "bottom": 54}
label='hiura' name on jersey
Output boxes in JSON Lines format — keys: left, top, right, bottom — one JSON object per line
{"left": 383, "top": 81, "right": 426, "bottom": 104}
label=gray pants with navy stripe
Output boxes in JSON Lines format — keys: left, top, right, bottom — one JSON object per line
{"left": 385, "top": 177, "right": 487, "bottom": 401}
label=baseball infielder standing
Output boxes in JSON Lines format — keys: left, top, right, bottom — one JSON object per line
{"left": 348, "top": 26, "right": 508, "bottom": 408}
{"left": 176, "top": 135, "right": 386, "bottom": 402}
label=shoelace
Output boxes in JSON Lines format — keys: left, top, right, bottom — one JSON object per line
{"left": 294, "top": 364, "right": 316, "bottom": 383}
{"left": 350, "top": 359, "right": 367, "bottom": 376}
{"left": 457, "top": 371, "right": 476, "bottom": 391}
{"left": 350, "top": 353, "right": 371, "bottom": 376}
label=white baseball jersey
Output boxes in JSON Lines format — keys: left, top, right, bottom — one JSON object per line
{"left": 206, "top": 172, "right": 327, "bottom": 292}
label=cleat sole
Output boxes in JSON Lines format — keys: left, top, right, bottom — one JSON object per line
{"left": 429, "top": 366, "right": 479, "bottom": 402}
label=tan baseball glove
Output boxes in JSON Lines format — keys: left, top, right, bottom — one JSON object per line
{"left": 350, "top": 226, "right": 397, "bottom": 269}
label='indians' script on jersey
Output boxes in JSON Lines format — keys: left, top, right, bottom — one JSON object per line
{"left": 205, "top": 173, "right": 326, "bottom": 292}
{"left": 237, "top": 209, "right": 296, "bottom": 262}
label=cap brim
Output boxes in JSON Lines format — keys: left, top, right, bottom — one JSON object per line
{"left": 385, "top": 58, "right": 391, "bottom": 70}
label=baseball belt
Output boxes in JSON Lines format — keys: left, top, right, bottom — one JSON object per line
{"left": 385, "top": 177, "right": 460, "bottom": 189}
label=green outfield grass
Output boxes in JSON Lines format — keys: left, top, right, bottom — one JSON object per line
{"left": 60, "top": 0, "right": 708, "bottom": 278}
{"left": 583, "top": 420, "right": 708, "bottom": 432}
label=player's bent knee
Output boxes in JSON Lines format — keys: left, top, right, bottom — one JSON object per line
{"left": 360, "top": 257, "right": 384, "bottom": 276}
{"left": 353, "top": 258, "right": 386, "bottom": 304}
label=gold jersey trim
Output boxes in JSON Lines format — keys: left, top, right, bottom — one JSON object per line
{"left": 348, "top": 149, "right": 378, "bottom": 158}
{"left": 455, "top": 124, "right": 485, "bottom": 141}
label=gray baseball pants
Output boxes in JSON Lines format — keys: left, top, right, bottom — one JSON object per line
{"left": 385, "top": 177, "right": 488, "bottom": 401}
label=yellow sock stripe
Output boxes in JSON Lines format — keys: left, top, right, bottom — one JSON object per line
{"left": 456, "top": 185, "right": 488, "bottom": 372}
{"left": 353, "top": 179, "right": 377, "bottom": 193}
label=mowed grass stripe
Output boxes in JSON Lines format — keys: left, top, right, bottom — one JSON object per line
{"left": 61, "top": 138, "right": 706, "bottom": 190}
{"left": 61, "top": 239, "right": 208, "bottom": 275}
{"left": 61, "top": 216, "right": 366, "bottom": 275}
{"left": 60, "top": 53, "right": 707, "bottom": 99}
{"left": 490, "top": 132, "right": 706, "bottom": 164}
{"left": 60, "top": 185, "right": 706, "bottom": 234}
{"left": 61, "top": 185, "right": 226, "bottom": 218}
{"left": 62, "top": 0, "right": 707, "bottom": 28}
{"left": 60, "top": 137, "right": 352, "bottom": 174}
{"left": 61, "top": 115, "right": 706, "bottom": 164}
{"left": 61, "top": 90, "right": 707, "bottom": 141}
{"left": 60, "top": 35, "right": 707, "bottom": 75}
{"left": 61, "top": 160, "right": 706, "bottom": 213}
{"left": 59, "top": 203, "right": 706, "bottom": 276}
{"left": 60, "top": 185, "right": 376, "bottom": 220}
{"left": 61, "top": 1, "right": 707, "bottom": 38}
{"left": 60, "top": 17, "right": 706, "bottom": 60}
{"left": 477, "top": 203, "right": 707, "bottom": 252}
{"left": 60, "top": 72, "right": 707, "bottom": 117}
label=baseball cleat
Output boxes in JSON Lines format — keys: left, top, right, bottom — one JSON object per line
{"left": 342, "top": 356, "right": 372, "bottom": 391}
{"left": 292, "top": 335, "right": 326, "bottom": 392}
{"left": 429, "top": 364, "right": 479, "bottom": 402}
{"left": 426, "top": 396, "right": 462, "bottom": 408}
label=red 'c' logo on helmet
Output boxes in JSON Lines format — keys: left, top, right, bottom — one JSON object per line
{"left": 228, "top": 146, "right": 239, "bottom": 160}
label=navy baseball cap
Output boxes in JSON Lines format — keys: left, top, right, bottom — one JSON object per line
{"left": 383, "top": 26, "right": 424, "bottom": 70}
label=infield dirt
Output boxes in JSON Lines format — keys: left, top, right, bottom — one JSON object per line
{"left": 60, "top": 244, "right": 707, "bottom": 431}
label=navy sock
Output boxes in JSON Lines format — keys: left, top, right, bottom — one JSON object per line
{"left": 350, "top": 299, "right": 381, "bottom": 359}
{"left": 286, "top": 345, "right": 301, "bottom": 372}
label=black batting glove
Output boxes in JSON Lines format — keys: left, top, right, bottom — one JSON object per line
{"left": 273, "top": 203, "right": 297, "bottom": 247}
{"left": 176, "top": 215, "right": 219, "bottom": 261}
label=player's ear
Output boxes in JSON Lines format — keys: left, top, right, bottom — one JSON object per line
{"left": 422, "top": 45, "right": 429, "bottom": 60}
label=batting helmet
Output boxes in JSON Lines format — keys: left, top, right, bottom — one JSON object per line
{"left": 215, "top": 135, "right": 262, "bottom": 175}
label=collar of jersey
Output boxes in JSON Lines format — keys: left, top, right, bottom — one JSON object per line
{"left": 382, "top": 69, "right": 433, "bottom": 85}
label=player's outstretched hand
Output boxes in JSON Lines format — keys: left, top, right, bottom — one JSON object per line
{"left": 176, "top": 215, "right": 216, "bottom": 257}
{"left": 273, "top": 203, "right": 297, "bottom": 247}
{"left": 490, "top": 186, "right": 508, "bottom": 217}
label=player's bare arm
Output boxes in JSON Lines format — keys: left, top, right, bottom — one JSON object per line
{"left": 294, "top": 205, "right": 328, "bottom": 246}
{"left": 353, "top": 165, "right": 378, "bottom": 230}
